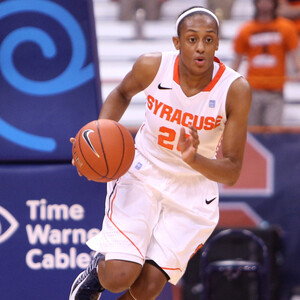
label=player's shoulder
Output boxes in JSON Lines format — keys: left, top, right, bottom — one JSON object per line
{"left": 222, "top": 63, "right": 251, "bottom": 99}
{"left": 226, "top": 75, "right": 252, "bottom": 117}
{"left": 134, "top": 51, "right": 178, "bottom": 69}
{"left": 132, "top": 51, "right": 179, "bottom": 89}
{"left": 230, "top": 76, "right": 251, "bottom": 93}
{"left": 134, "top": 52, "right": 162, "bottom": 70}
{"left": 131, "top": 52, "right": 162, "bottom": 85}
{"left": 223, "top": 61, "right": 251, "bottom": 101}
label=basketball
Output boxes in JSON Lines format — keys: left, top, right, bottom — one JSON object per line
{"left": 72, "top": 119, "right": 135, "bottom": 182}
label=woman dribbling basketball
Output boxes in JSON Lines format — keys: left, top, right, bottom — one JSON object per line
{"left": 69, "top": 6, "right": 252, "bottom": 300}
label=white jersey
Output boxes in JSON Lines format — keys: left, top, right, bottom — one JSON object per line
{"left": 87, "top": 53, "right": 243, "bottom": 284}
{"left": 135, "top": 51, "right": 242, "bottom": 176}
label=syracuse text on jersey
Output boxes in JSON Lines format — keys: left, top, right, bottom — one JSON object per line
{"left": 147, "top": 95, "right": 223, "bottom": 131}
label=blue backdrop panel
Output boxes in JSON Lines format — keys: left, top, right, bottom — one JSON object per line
{"left": 0, "top": 164, "right": 106, "bottom": 299}
{"left": 0, "top": 164, "right": 173, "bottom": 300}
{"left": 0, "top": 0, "right": 101, "bottom": 161}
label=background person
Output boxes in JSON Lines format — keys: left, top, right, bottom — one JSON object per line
{"left": 232, "top": 0, "right": 300, "bottom": 126}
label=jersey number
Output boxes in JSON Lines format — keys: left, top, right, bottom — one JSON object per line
{"left": 158, "top": 126, "right": 189, "bottom": 151}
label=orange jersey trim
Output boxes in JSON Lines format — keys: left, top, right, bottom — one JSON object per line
{"left": 173, "top": 56, "right": 225, "bottom": 92}
{"left": 190, "top": 243, "right": 203, "bottom": 259}
{"left": 203, "top": 58, "right": 225, "bottom": 92}
{"left": 162, "top": 266, "right": 183, "bottom": 272}
{"left": 173, "top": 55, "right": 180, "bottom": 84}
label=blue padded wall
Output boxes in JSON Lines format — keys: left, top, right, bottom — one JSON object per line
{"left": 0, "top": 164, "right": 106, "bottom": 299}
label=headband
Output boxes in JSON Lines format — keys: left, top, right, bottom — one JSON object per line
{"left": 175, "top": 7, "right": 220, "bottom": 33}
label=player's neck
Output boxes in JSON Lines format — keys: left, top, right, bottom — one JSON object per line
{"left": 178, "top": 64, "right": 214, "bottom": 97}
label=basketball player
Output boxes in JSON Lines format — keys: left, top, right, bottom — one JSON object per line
{"left": 69, "top": 6, "right": 251, "bottom": 300}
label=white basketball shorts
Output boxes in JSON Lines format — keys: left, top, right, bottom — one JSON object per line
{"left": 87, "top": 149, "right": 219, "bottom": 285}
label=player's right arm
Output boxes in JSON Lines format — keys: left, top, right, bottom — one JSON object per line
{"left": 99, "top": 52, "right": 162, "bottom": 121}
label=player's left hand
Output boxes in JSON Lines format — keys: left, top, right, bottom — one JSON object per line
{"left": 178, "top": 126, "right": 199, "bottom": 164}
{"left": 70, "top": 137, "right": 83, "bottom": 177}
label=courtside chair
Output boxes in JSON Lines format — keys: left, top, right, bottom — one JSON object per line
{"left": 201, "top": 229, "right": 270, "bottom": 300}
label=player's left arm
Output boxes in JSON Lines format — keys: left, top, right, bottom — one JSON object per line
{"left": 178, "top": 77, "right": 252, "bottom": 186}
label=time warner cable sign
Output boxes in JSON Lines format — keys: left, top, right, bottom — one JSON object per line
{"left": 0, "top": 164, "right": 107, "bottom": 300}
{"left": 1, "top": 200, "right": 99, "bottom": 270}
{"left": 25, "top": 198, "right": 100, "bottom": 270}
{"left": 0, "top": 0, "right": 101, "bottom": 161}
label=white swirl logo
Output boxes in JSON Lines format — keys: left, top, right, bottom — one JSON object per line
{"left": 0, "top": 0, "right": 94, "bottom": 95}
{"left": 0, "top": 206, "right": 19, "bottom": 244}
